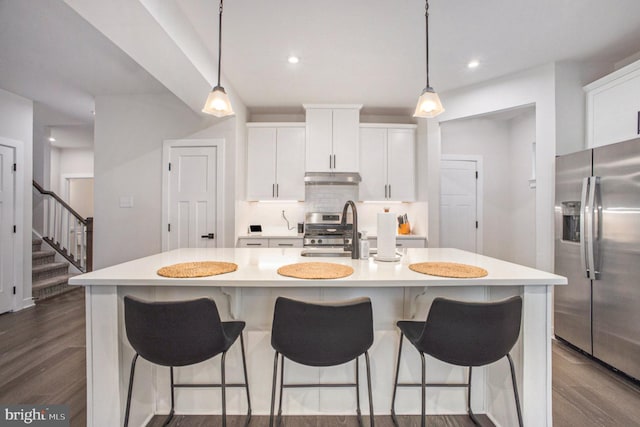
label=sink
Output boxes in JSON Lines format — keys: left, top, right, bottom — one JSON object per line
{"left": 300, "top": 249, "right": 352, "bottom": 257}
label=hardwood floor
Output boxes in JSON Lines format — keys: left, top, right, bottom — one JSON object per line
{"left": 1, "top": 287, "right": 638, "bottom": 426}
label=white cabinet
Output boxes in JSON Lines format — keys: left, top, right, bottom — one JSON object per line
{"left": 359, "top": 125, "right": 416, "bottom": 201}
{"left": 585, "top": 60, "right": 640, "bottom": 148}
{"left": 304, "top": 105, "right": 361, "bottom": 172}
{"left": 236, "top": 237, "right": 302, "bottom": 248}
{"left": 247, "top": 124, "right": 305, "bottom": 200}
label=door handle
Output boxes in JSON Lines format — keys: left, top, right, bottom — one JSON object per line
{"left": 272, "top": 184, "right": 275, "bottom": 197}
{"left": 333, "top": 154, "right": 336, "bottom": 169}
{"left": 589, "top": 176, "right": 601, "bottom": 280}
{"left": 388, "top": 185, "right": 391, "bottom": 199}
{"left": 580, "top": 177, "right": 590, "bottom": 278}
{"left": 329, "top": 155, "right": 332, "bottom": 169}
{"left": 276, "top": 183, "right": 279, "bottom": 198}
{"left": 637, "top": 111, "right": 640, "bottom": 135}
{"left": 201, "top": 233, "right": 215, "bottom": 239}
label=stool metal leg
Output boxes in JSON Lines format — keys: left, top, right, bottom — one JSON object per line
{"left": 161, "top": 367, "right": 175, "bottom": 426}
{"left": 239, "top": 333, "right": 252, "bottom": 426}
{"left": 466, "top": 366, "right": 480, "bottom": 426}
{"left": 390, "top": 333, "right": 404, "bottom": 427}
{"left": 124, "top": 353, "right": 139, "bottom": 427}
{"left": 420, "top": 352, "right": 426, "bottom": 427}
{"left": 364, "top": 351, "right": 375, "bottom": 427}
{"left": 507, "top": 353, "right": 524, "bottom": 427}
{"left": 277, "top": 354, "right": 285, "bottom": 426}
{"left": 221, "top": 352, "right": 227, "bottom": 427}
{"left": 356, "top": 357, "right": 363, "bottom": 427}
{"left": 269, "top": 352, "right": 279, "bottom": 427}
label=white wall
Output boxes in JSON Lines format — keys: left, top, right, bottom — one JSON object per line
{"left": 441, "top": 117, "right": 511, "bottom": 260}
{"left": 0, "top": 87, "right": 33, "bottom": 309}
{"left": 50, "top": 147, "right": 94, "bottom": 198}
{"left": 93, "top": 93, "right": 211, "bottom": 268}
{"left": 435, "top": 64, "right": 556, "bottom": 271}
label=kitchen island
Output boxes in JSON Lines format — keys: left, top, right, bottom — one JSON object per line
{"left": 70, "top": 248, "right": 566, "bottom": 427}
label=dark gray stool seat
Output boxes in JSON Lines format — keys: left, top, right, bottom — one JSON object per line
{"left": 391, "top": 296, "right": 523, "bottom": 427}
{"left": 123, "top": 296, "right": 251, "bottom": 427}
{"left": 269, "top": 296, "right": 375, "bottom": 427}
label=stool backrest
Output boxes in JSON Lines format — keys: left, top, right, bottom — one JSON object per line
{"left": 271, "top": 297, "right": 374, "bottom": 367}
{"left": 124, "top": 296, "right": 229, "bottom": 367}
{"left": 417, "top": 296, "right": 522, "bottom": 366}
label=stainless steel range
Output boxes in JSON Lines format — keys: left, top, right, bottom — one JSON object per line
{"left": 303, "top": 212, "right": 352, "bottom": 248}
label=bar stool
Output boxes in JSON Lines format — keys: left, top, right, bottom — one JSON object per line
{"left": 269, "top": 296, "right": 375, "bottom": 427}
{"left": 123, "top": 296, "right": 251, "bottom": 427}
{"left": 390, "top": 296, "right": 523, "bottom": 427}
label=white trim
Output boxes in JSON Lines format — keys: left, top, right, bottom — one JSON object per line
{"left": 302, "top": 104, "right": 363, "bottom": 110}
{"left": 440, "top": 154, "right": 484, "bottom": 254}
{"left": 246, "top": 122, "right": 305, "bottom": 128}
{"left": 359, "top": 123, "right": 417, "bottom": 129}
{"left": 583, "top": 58, "right": 640, "bottom": 91}
{"left": 161, "top": 139, "right": 225, "bottom": 251}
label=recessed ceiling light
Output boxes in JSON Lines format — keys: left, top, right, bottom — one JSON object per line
{"left": 288, "top": 56, "right": 300, "bottom": 64}
{"left": 48, "top": 137, "right": 56, "bottom": 142}
{"left": 467, "top": 60, "right": 480, "bottom": 69}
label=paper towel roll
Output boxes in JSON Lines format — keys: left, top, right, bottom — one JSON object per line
{"left": 377, "top": 212, "right": 397, "bottom": 260}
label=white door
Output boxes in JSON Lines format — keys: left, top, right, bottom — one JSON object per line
{"left": 0, "top": 144, "right": 15, "bottom": 313}
{"left": 359, "top": 127, "right": 387, "bottom": 200}
{"left": 387, "top": 128, "right": 416, "bottom": 202}
{"left": 275, "top": 127, "right": 305, "bottom": 200}
{"left": 168, "top": 146, "right": 217, "bottom": 249}
{"left": 247, "top": 127, "right": 277, "bottom": 200}
{"left": 440, "top": 159, "right": 478, "bottom": 252}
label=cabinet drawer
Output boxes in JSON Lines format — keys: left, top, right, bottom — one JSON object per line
{"left": 268, "top": 239, "right": 303, "bottom": 248}
{"left": 237, "top": 238, "right": 268, "bottom": 248}
{"left": 395, "top": 238, "right": 427, "bottom": 248}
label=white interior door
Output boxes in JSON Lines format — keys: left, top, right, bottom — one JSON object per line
{"left": 168, "top": 146, "right": 217, "bottom": 249}
{"left": 0, "top": 144, "right": 15, "bottom": 313}
{"left": 440, "top": 159, "right": 478, "bottom": 252}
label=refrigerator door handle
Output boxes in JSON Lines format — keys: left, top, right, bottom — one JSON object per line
{"left": 589, "top": 176, "right": 601, "bottom": 279}
{"left": 580, "top": 177, "right": 591, "bottom": 278}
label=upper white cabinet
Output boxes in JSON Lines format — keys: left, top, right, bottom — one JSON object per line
{"left": 585, "top": 60, "right": 640, "bottom": 148}
{"left": 247, "top": 124, "right": 305, "bottom": 200}
{"left": 359, "top": 124, "right": 416, "bottom": 201}
{"left": 304, "top": 105, "right": 362, "bottom": 172}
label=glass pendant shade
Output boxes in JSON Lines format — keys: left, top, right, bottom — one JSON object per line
{"left": 413, "top": 87, "right": 445, "bottom": 118}
{"left": 202, "top": 86, "right": 234, "bottom": 117}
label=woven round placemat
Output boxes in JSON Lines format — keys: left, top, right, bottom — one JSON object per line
{"left": 408, "top": 262, "right": 488, "bottom": 278}
{"left": 157, "top": 261, "right": 238, "bottom": 278}
{"left": 277, "top": 262, "right": 354, "bottom": 279}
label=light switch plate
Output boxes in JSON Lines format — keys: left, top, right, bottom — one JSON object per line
{"left": 119, "top": 196, "right": 134, "bottom": 208}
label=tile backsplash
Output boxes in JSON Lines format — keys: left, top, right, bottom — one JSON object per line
{"left": 304, "top": 184, "right": 359, "bottom": 213}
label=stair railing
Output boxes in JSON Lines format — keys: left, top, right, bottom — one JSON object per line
{"left": 33, "top": 181, "right": 93, "bottom": 272}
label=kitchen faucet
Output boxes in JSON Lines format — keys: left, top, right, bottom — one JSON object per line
{"left": 341, "top": 200, "right": 360, "bottom": 259}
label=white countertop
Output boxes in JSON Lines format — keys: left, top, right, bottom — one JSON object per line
{"left": 237, "top": 234, "right": 426, "bottom": 239}
{"left": 70, "top": 248, "right": 566, "bottom": 288}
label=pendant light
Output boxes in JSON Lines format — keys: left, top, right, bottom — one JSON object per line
{"left": 202, "top": 0, "right": 234, "bottom": 117}
{"left": 413, "top": 0, "right": 444, "bottom": 118}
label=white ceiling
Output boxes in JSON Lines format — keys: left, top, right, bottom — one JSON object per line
{"left": 2, "top": 0, "right": 640, "bottom": 129}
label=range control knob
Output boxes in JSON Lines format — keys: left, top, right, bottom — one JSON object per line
{"left": 318, "top": 239, "right": 323, "bottom": 244}
{"left": 310, "top": 239, "right": 316, "bottom": 244}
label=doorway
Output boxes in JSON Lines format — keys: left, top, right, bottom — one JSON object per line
{"left": 162, "top": 139, "right": 225, "bottom": 250}
{"left": 440, "top": 156, "right": 482, "bottom": 253}
{"left": 0, "top": 142, "right": 16, "bottom": 313}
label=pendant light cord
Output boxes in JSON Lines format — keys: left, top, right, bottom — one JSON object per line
{"left": 217, "top": 0, "right": 223, "bottom": 88}
{"left": 425, "top": 0, "right": 430, "bottom": 89}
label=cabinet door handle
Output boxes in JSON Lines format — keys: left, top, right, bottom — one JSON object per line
{"left": 278, "top": 243, "right": 294, "bottom": 247}
{"left": 272, "top": 183, "right": 275, "bottom": 197}
{"left": 333, "top": 154, "right": 336, "bottom": 169}
{"left": 389, "top": 185, "right": 391, "bottom": 199}
{"left": 276, "top": 184, "right": 279, "bottom": 197}
{"left": 384, "top": 184, "right": 388, "bottom": 198}
{"left": 637, "top": 111, "right": 640, "bottom": 135}
{"left": 329, "top": 155, "right": 332, "bottom": 169}
{"left": 246, "top": 243, "right": 263, "bottom": 246}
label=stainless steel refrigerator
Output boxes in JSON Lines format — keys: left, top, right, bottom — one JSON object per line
{"left": 555, "top": 137, "right": 640, "bottom": 380}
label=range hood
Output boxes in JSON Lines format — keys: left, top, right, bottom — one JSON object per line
{"left": 304, "top": 172, "right": 361, "bottom": 185}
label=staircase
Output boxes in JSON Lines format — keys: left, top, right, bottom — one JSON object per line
{"left": 32, "top": 238, "right": 75, "bottom": 301}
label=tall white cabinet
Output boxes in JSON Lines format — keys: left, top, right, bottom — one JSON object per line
{"left": 585, "top": 60, "right": 640, "bottom": 148}
{"left": 247, "top": 123, "right": 305, "bottom": 200}
{"left": 304, "top": 105, "right": 361, "bottom": 172}
{"left": 359, "top": 124, "right": 416, "bottom": 201}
